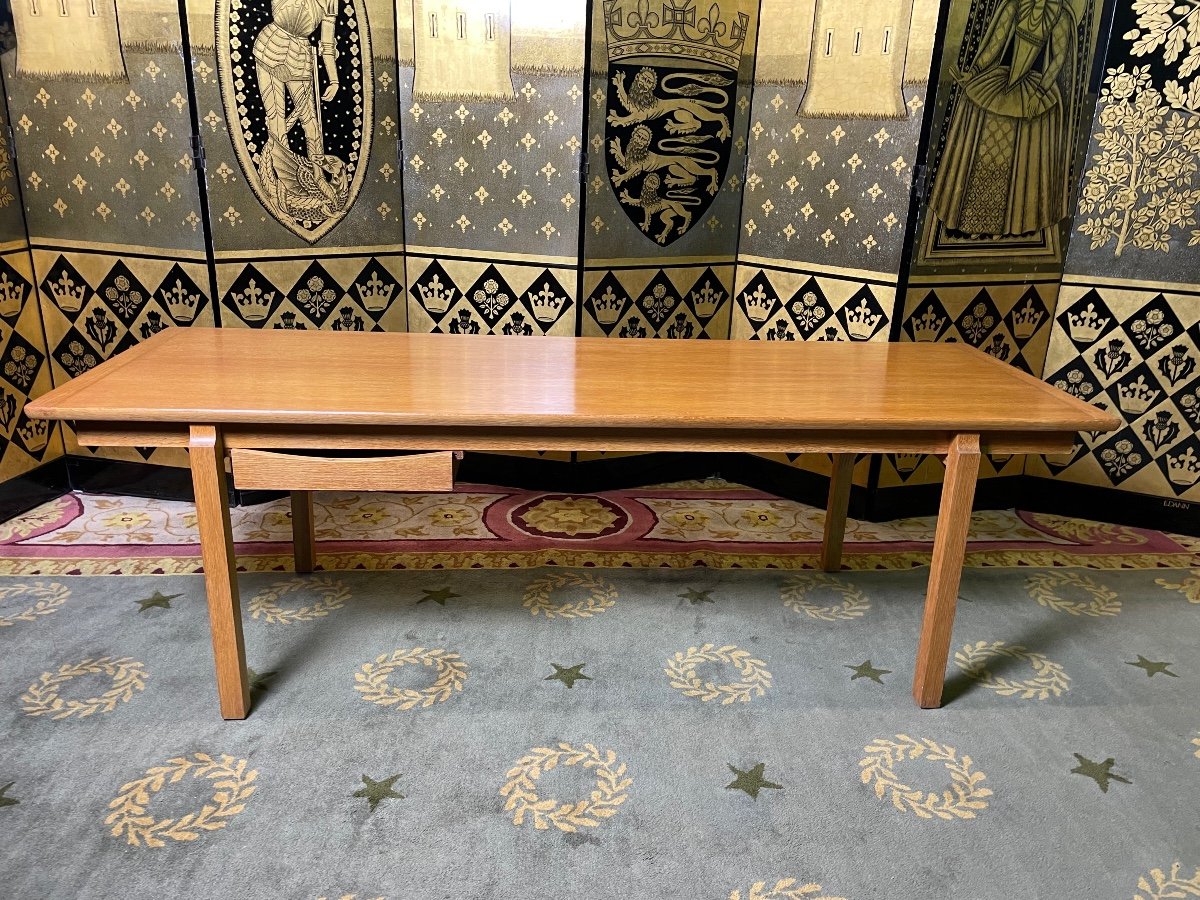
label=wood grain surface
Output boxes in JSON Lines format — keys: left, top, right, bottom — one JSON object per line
{"left": 28, "top": 328, "right": 1120, "bottom": 434}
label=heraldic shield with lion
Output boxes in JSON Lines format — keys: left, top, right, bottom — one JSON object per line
{"left": 217, "top": 0, "right": 373, "bottom": 242}
{"left": 603, "top": 0, "right": 745, "bottom": 246}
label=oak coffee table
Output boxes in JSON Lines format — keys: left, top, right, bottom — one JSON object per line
{"left": 26, "top": 328, "right": 1119, "bottom": 718}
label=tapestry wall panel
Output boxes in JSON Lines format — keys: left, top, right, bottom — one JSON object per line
{"left": 4, "top": 2, "right": 213, "bottom": 468}
{"left": 191, "top": 0, "right": 409, "bottom": 332}
{"left": 398, "top": 0, "right": 585, "bottom": 337}
{"left": 579, "top": 0, "right": 758, "bottom": 339}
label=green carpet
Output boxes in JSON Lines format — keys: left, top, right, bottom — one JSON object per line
{"left": 1, "top": 566, "right": 1198, "bottom": 898}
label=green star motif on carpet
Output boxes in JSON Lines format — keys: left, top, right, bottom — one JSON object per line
{"left": 679, "top": 588, "right": 714, "bottom": 604}
{"left": 1070, "top": 754, "right": 1132, "bottom": 793}
{"left": 846, "top": 660, "right": 892, "bottom": 684}
{"left": 353, "top": 774, "right": 404, "bottom": 812}
{"left": 1126, "top": 655, "right": 1178, "bottom": 678}
{"left": 0, "top": 782, "right": 18, "bottom": 808}
{"left": 725, "top": 763, "right": 782, "bottom": 800}
{"left": 136, "top": 591, "right": 181, "bottom": 612}
{"left": 417, "top": 587, "right": 460, "bottom": 606}
{"left": 546, "top": 663, "right": 591, "bottom": 688}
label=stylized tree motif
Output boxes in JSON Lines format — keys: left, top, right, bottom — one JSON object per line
{"left": 1077, "top": 65, "right": 1200, "bottom": 255}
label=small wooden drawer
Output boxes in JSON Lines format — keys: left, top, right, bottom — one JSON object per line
{"left": 230, "top": 448, "right": 456, "bottom": 492}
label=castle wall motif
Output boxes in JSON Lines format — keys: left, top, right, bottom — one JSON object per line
{"left": 12, "top": 0, "right": 126, "bottom": 80}
{"left": 799, "top": 0, "right": 916, "bottom": 119}
{"left": 412, "top": 0, "right": 514, "bottom": 100}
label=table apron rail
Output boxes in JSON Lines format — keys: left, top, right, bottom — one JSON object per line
{"left": 72, "top": 422, "right": 1077, "bottom": 457}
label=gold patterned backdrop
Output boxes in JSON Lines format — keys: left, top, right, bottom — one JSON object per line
{"left": 0, "top": 0, "right": 1197, "bottom": 516}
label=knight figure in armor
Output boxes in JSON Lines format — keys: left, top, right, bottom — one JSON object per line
{"left": 251, "top": 0, "right": 350, "bottom": 226}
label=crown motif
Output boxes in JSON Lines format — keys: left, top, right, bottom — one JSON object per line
{"left": 17, "top": 418, "right": 48, "bottom": 453}
{"left": 1167, "top": 446, "right": 1200, "bottom": 486}
{"left": 418, "top": 275, "right": 455, "bottom": 315}
{"left": 1118, "top": 375, "right": 1161, "bottom": 416}
{"left": 910, "top": 305, "right": 944, "bottom": 342}
{"left": 1011, "top": 297, "right": 1043, "bottom": 339}
{"left": 231, "top": 279, "right": 275, "bottom": 323}
{"left": 844, "top": 297, "right": 882, "bottom": 340}
{"left": 691, "top": 281, "right": 724, "bottom": 319}
{"left": 0, "top": 272, "right": 25, "bottom": 318}
{"left": 159, "top": 278, "right": 199, "bottom": 323}
{"left": 527, "top": 282, "right": 566, "bottom": 324}
{"left": 357, "top": 272, "right": 395, "bottom": 312}
{"left": 894, "top": 452, "right": 921, "bottom": 473}
{"left": 48, "top": 271, "right": 86, "bottom": 313}
{"left": 741, "top": 284, "right": 773, "bottom": 323}
{"left": 1068, "top": 302, "right": 1110, "bottom": 343}
{"left": 603, "top": 0, "right": 749, "bottom": 70}
{"left": 592, "top": 287, "right": 625, "bottom": 326}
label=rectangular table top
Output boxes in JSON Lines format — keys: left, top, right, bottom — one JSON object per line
{"left": 26, "top": 328, "right": 1119, "bottom": 434}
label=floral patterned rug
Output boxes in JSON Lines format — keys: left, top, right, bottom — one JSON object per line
{"left": 0, "top": 479, "right": 1195, "bottom": 575}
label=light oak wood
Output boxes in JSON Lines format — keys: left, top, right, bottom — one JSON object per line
{"left": 231, "top": 448, "right": 454, "bottom": 491}
{"left": 29, "top": 329, "right": 1120, "bottom": 433}
{"left": 291, "top": 490, "right": 315, "bottom": 574}
{"left": 820, "top": 453, "right": 855, "bottom": 572}
{"left": 913, "top": 433, "right": 982, "bottom": 709}
{"left": 28, "top": 330, "right": 1124, "bottom": 715}
{"left": 189, "top": 425, "right": 250, "bottom": 720}
{"left": 74, "top": 422, "right": 1079, "bottom": 456}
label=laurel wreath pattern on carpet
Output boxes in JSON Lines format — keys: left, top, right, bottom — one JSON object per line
{"left": 20, "top": 656, "right": 148, "bottom": 719}
{"left": 858, "top": 735, "right": 992, "bottom": 821}
{"left": 104, "top": 752, "right": 258, "bottom": 848}
{"left": 664, "top": 643, "right": 773, "bottom": 704}
{"left": 354, "top": 647, "right": 468, "bottom": 710}
{"left": 522, "top": 571, "right": 619, "bottom": 619}
{"left": 1026, "top": 571, "right": 1121, "bottom": 617}
{"left": 780, "top": 574, "right": 870, "bottom": 621}
{"left": 728, "top": 880, "right": 848, "bottom": 900}
{"left": 953, "top": 640, "right": 1071, "bottom": 700}
{"left": 248, "top": 577, "right": 352, "bottom": 624}
{"left": 1133, "top": 862, "right": 1200, "bottom": 900}
{"left": 500, "top": 742, "right": 631, "bottom": 832}
{"left": 0, "top": 582, "right": 70, "bottom": 628}
{"left": 1154, "top": 570, "right": 1200, "bottom": 603}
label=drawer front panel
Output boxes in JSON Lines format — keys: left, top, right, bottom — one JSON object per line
{"left": 231, "top": 449, "right": 455, "bottom": 492}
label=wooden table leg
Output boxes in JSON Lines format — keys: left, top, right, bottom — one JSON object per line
{"left": 189, "top": 425, "right": 250, "bottom": 720}
{"left": 913, "top": 433, "right": 980, "bottom": 709}
{"left": 820, "top": 453, "right": 855, "bottom": 572}
{"left": 291, "top": 490, "right": 316, "bottom": 573}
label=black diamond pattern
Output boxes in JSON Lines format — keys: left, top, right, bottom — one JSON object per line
{"left": 350, "top": 259, "right": 401, "bottom": 323}
{"left": 288, "top": 261, "right": 345, "bottom": 327}
{"left": 155, "top": 264, "right": 206, "bottom": 325}
{"left": 463, "top": 265, "right": 517, "bottom": 330}
{"left": 1120, "top": 294, "right": 1186, "bottom": 358}
{"left": 634, "top": 270, "right": 682, "bottom": 330}
{"left": 955, "top": 288, "right": 1003, "bottom": 347}
{"left": 785, "top": 277, "right": 833, "bottom": 339}
{"left": 1057, "top": 289, "right": 1117, "bottom": 351}
{"left": 40, "top": 256, "right": 93, "bottom": 324}
{"left": 905, "top": 291, "right": 951, "bottom": 342}
{"left": 838, "top": 285, "right": 887, "bottom": 341}
{"left": 0, "top": 256, "right": 31, "bottom": 324}
{"left": 223, "top": 264, "right": 284, "bottom": 327}
{"left": 95, "top": 261, "right": 151, "bottom": 329}
{"left": 521, "top": 269, "right": 572, "bottom": 331}
{"left": 737, "top": 271, "right": 780, "bottom": 334}
{"left": 586, "top": 272, "right": 632, "bottom": 336}
{"left": 410, "top": 260, "right": 458, "bottom": 325}
{"left": 682, "top": 268, "right": 726, "bottom": 324}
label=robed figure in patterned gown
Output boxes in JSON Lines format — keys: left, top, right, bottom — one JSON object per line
{"left": 930, "top": 0, "right": 1079, "bottom": 237}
